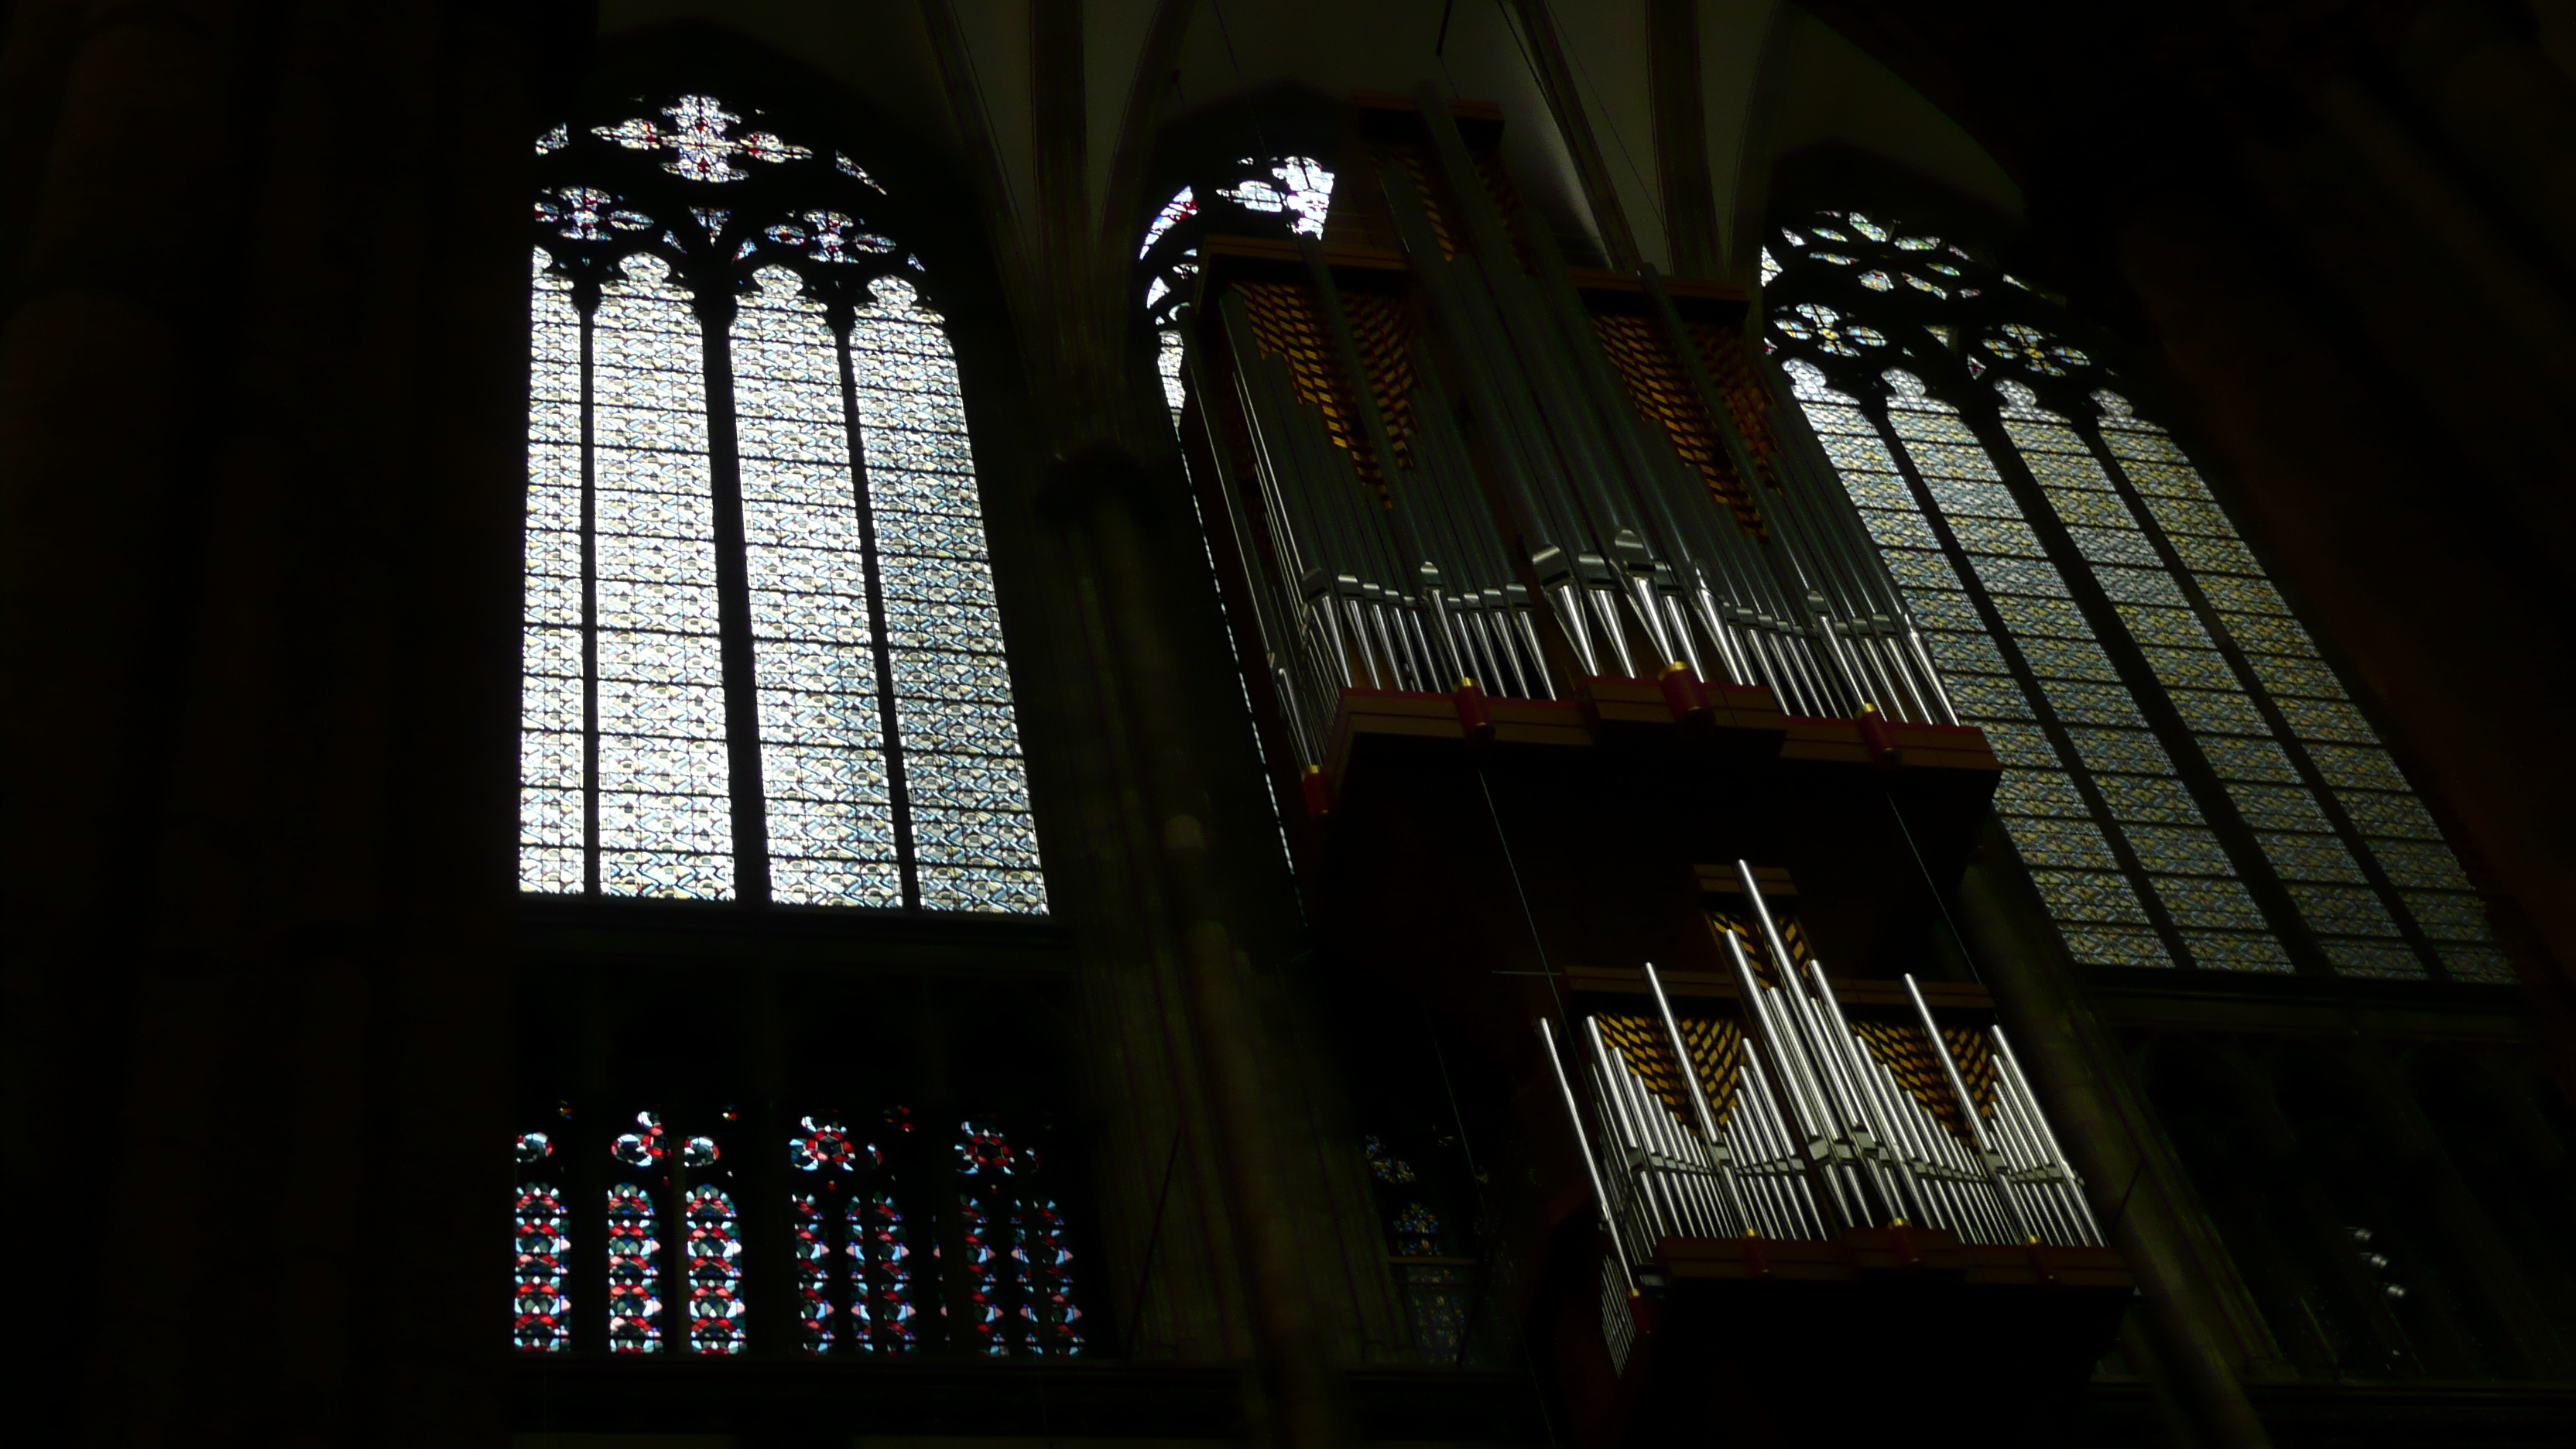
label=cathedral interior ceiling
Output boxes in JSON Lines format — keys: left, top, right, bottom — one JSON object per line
{"left": 596, "top": 1, "right": 2021, "bottom": 283}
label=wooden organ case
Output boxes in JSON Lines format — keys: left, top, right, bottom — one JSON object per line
{"left": 1171, "top": 93, "right": 2132, "bottom": 1447}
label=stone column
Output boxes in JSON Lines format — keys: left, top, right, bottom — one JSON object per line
{"left": 1958, "top": 823, "right": 2280, "bottom": 1449}
{"left": 2, "top": 2, "right": 541, "bottom": 1440}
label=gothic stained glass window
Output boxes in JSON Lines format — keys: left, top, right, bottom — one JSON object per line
{"left": 1765, "top": 209, "right": 2508, "bottom": 981}
{"left": 518, "top": 94, "right": 1045, "bottom": 913}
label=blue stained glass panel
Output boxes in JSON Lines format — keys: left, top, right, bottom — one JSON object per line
{"left": 2273, "top": 696, "right": 2375, "bottom": 743}
{"left": 1992, "top": 768, "right": 2091, "bottom": 818}
{"left": 2227, "top": 783, "right": 2335, "bottom": 832}
{"left": 2005, "top": 817, "right": 2121, "bottom": 870}
{"left": 2026, "top": 868, "right": 2155, "bottom": 927}
{"left": 2092, "top": 567, "right": 2187, "bottom": 606}
{"left": 1971, "top": 721, "right": 2063, "bottom": 771}
{"left": 2258, "top": 833, "right": 2369, "bottom": 884}
{"left": 1883, "top": 549, "right": 1966, "bottom": 592}
{"left": 2093, "top": 772, "right": 2202, "bottom": 825}
{"left": 519, "top": 255, "right": 591, "bottom": 892}
{"left": 2125, "top": 824, "right": 2233, "bottom": 876}
{"left": 2372, "top": 841, "right": 2472, "bottom": 892}
{"left": 2060, "top": 925, "right": 2174, "bottom": 968}
{"left": 1947, "top": 516, "right": 2046, "bottom": 557}
{"left": 2018, "top": 636, "right": 2122, "bottom": 683}
{"left": 2306, "top": 743, "right": 2410, "bottom": 793}
{"left": 851, "top": 279, "right": 1045, "bottom": 913}
{"left": 2036, "top": 680, "right": 2146, "bottom": 726}
{"left": 1968, "top": 555, "right": 2069, "bottom": 597}
{"left": 2065, "top": 525, "right": 2157, "bottom": 564}
{"left": 2324, "top": 940, "right": 2427, "bottom": 980}
{"left": 2441, "top": 945, "right": 2515, "bottom": 983}
{"left": 733, "top": 267, "right": 903, "bottom": 905}
{"left": 2182, "top": 932, "right": 2293, "bottom": 972}
{"left": 1987, "top": 595, "right": 2090, "bottom": 639}
{"left": 2152, "top": 875, "right": 2266, "bottom": 930}
{"left": 593, "top": 255, "right": 732, "bottom": 898}
{"left": 1942, "top": 672, "right": 2036, "bottom": 720}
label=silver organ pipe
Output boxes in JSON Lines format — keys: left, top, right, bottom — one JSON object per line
{"left": 1540, "top": 861, "right": 2101, "bottom": 1262}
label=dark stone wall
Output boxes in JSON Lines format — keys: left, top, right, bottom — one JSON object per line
{"left": 0, "top": 0, "right": 551, "bottom": 1440}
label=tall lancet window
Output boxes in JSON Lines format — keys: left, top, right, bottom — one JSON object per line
{"left": 1765, "top": 210, "right": 2506, "bottom": 982}
{"left": 519, "top": 96, "right": 1045, "bottom": 913}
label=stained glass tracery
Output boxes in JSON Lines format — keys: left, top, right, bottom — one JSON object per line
{"left": 594, "top": 94, "right": 813, "bottom": 182}
{"left": 1214, "top": 156, "right": 1335, "bottom": 237}
{"left": 1139, "top": 156, "right": 1336, "bottom": 331}
{"left": 516, "top": 94, "right": 1044, "bottom": 914}
{"left": 1766, "top": 209, "right": 2507, "bottom": 982}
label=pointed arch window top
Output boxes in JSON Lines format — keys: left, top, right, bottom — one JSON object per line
{"left": 533, "top": 94, "right": 926, "bottom": 315}
{"left": 1139, "top": 154, "right": 1336, "bottom": 326}
{"left": 1141, "top": 188, "right": 1197, "bottom": 259}
{"left": 594, "top": 94, "right": 814, "bottom": 183}
{"left": 1213, "top": 156, "right": 1335, "bottom": 238}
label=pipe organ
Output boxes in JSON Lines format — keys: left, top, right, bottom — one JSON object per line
{"left": 1173, "top": 91, "right": 2129, "bottom": 1447}
{"left": 1189, "top": 92, "right": 1958, "bottom": 772}
{"left": 1554, "top": 868, "right": 2103, "bottom": 1271}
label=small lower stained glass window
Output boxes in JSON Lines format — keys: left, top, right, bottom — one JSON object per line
{"left": 1360, "top": 1122, "right": 1481, "bottom": 1365}
{"left": 955, "top": 1119, "right": 1084, "bottom": 1356}
{"left": 514, "top": 1105, "right": 1081, "bottom": 1355}
{"left": 513, "top": 1132, "right": 570, "bottom": 1353}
